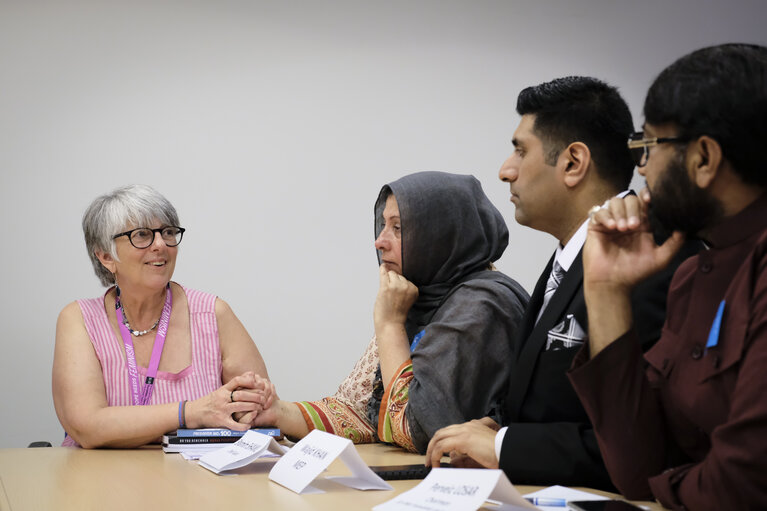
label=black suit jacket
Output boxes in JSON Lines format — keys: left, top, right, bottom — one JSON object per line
{"left": 498, "top": 241, "right": 700, "bottom": 489}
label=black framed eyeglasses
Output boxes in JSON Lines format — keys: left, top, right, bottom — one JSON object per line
{"left": 627, "top": 132, "right": 689, "bottom": 167}
{"left": 112, "top": 226, "right": 186, "bottom": 249}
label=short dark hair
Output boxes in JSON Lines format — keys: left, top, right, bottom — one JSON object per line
{"left": 644, "top": 43, "right": 767, "bottom": 186}
{"left": 516, "top": 76, "right": 635, "bottom": 191}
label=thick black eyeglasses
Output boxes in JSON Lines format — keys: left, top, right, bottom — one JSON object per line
{"left": 627, "top": 132, "right": 689, "bottom": 167}
{"left": 113, "top": 226, "right": 186, "bottom": 249}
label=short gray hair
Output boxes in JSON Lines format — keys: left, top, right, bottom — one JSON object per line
{"left": 82, "top": 184, "right": 181, "bottom": 287}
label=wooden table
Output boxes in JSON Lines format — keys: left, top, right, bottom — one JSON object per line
{"left": 0, "top": 445, "right": 662, "bottom": 510}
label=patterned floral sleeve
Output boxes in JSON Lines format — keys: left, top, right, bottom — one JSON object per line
{"left": 377, "top": 359, "right": 417, "bottom": 452}
{"left": 295, "top": 336, "right": 379, "bottom": 444}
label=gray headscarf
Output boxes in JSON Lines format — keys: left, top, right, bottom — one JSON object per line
{"left": 368, "top": 171, "right": 529, "bottom": 452}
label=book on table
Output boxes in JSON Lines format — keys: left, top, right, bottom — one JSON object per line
{"left": 165, "top": 427, "right": 280, "bottom": 441}
{"left": 162, "top": 428, "right": 281, "bottom": 452}
{"left": 174, "top": 427, "right": 280, "bottom": 438}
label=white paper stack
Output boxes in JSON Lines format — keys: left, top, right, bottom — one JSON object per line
{"left": 198, "top": 431, "right": 288, "bottom": 474}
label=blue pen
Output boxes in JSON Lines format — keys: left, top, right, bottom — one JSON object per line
{"left": 525, "top": 497, "right": 567, "bottom": 507}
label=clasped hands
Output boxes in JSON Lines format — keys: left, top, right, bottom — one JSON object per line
{"left": 188, "top": 371, "right": 276, "bottom": 431}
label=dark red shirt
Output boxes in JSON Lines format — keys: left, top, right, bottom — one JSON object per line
{"left": 569, "top": 193, "right": 767, "bottom": 510}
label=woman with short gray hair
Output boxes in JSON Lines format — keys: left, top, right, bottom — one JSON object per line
{"left": 53, "top": 184, "right": 272, "bottom": 448}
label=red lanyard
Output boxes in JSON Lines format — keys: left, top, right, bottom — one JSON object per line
{"left": 115, "top": 284, "right": 173, "bottom": 406}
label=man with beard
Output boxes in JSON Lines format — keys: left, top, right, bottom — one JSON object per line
{"left": 425, "top": 76, "right": 699, "bottom": 489}
{"left": 569, "top": 43, "right": 767, "bottom": 509}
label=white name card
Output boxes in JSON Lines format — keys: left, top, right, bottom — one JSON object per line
{"left": 374, "top": 468, "right": 537, "bottom": 511}
{"left": 198, "top": 430, "right": 287, "bottom": 474}
{"left": 268, "top": 429, "right": 393, "bottom": 494}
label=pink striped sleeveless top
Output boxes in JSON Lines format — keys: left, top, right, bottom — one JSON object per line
{"left": 62, "top": 285, "right": 222, "bottom": 446}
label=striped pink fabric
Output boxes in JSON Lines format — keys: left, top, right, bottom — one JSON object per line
{"left": 62, "top": 285, "right": 222, "bottom": 446}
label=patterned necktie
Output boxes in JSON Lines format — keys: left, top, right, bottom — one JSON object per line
{"left": 536, "top": 260, "right": 566, "bottom": 324}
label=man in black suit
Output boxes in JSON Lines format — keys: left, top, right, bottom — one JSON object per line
{"left": 425, "top": 76, "right": 698, "bottom": 489}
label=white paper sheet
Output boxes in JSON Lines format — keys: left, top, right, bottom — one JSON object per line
{"left": 373, "top": 468, "right": 536, "bottom": 511}
{"left": 268, "top": 429, "right": 392, "bottom": 494}
{"left": 197, "top": 430, "right": 287, "bottom": 474}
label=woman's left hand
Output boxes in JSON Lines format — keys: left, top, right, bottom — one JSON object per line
{"left": 374, "top": 265, "right": 419, "bottom": 333}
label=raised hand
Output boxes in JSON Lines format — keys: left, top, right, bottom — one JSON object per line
{"left": 585, "top": 190, "right": 685, "bottom": 293}
{"left": 584, "top": 190, "right": 686, "bottom": 357}
{"left": 374, "top": 264, "right": 418, "bottom": 384}
{"left": 374, "top": 265, "right": 419, "bottom": 333}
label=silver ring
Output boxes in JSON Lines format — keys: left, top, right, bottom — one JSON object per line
{"left": 230, "top": 390, "right": 235, "bottom": 403}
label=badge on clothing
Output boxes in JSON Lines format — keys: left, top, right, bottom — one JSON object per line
{"left": 410, "top": 329, "right": 426, "bottom": 352}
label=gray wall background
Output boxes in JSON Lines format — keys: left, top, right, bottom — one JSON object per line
{"left": 1, "top": 0, "right": 764, "bottom": 447}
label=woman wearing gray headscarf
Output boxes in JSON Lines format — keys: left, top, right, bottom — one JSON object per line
{"left": 255, "top": 171, "right": 528, "bottom": 453}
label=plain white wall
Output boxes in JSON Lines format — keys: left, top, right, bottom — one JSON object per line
{"left": 1, "top": 0, "right": 765, "bottom": 447}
